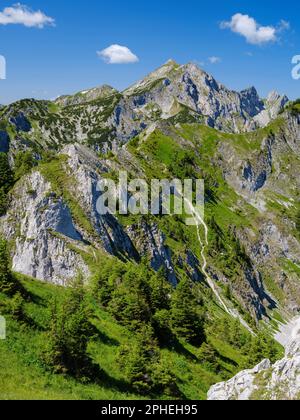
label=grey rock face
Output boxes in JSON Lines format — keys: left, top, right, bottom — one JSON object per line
{"left": 62, "top": 144, "right": 139, "bottom": 260}
{"left": 217, "top": 113, "right": 300, "bottom": 316}
{"left": 254, "top": 91, "right": 289, "bottom": 127}
{"left": 219, "top": 135, "right": 274, "bottom": 200}
{"left": 0, "top": 143, "right": 141, "bottom": 285}
{"left": 208, "top": 359, "right": 272, "bottom": 400}
{"left": 126, "top": 221, "right": 177, "bottom": 286}
{"left": 113, "top": 62, "right": 253, "bottom": 141}
{"left": 240, "top": 87, "right": 265, "bottom": 118}
{"left": 11, "top": 61, "right": 287, "bottom": 154}
{"left": 186, "top": 250, "right": 204, "bottom": 283}
{"left": 0, "top": 171, "right": 89, "bottom": 285}
{"left": 283, "top": 113, "right": 300, "bottom": 154}
{"left": 0, "top": 141, "right": 190, "bottom": 286}
{"left": 10, "top": 112, "right": 31, "bottom": 132}
{"left": 208, "top": 319, "right": 300, "bottom": 400}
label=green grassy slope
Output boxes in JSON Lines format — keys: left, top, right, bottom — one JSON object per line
{"left": 0, "top": 273, "right": 258, "bottom": 401}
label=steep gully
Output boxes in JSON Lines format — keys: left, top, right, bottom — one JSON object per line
{"left": 187, "top": 195, "right": 300, "bottom": 342}
{"left": 184, "top": 197, "right": 254, "bottom": 334}
{"left": 276, "top": 317, "right": 300, "bottom": 349}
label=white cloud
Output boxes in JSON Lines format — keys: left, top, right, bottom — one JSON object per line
{"left": 208, "top": 56, "right": 221, "bottom": 64}
{"left": 221, "top": 13, "right": 286, "bottom": 45}
{"left": 97, "top": 44, "right": 139, "bottom": 64}
{"left": 0, "top": 3, "right": 54, "bottom": 28}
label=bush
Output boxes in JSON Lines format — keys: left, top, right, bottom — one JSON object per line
{"left": 246, "top": 332, "right": 281, "bottom": 366}
{"left": 14, "top": 151, "right": 36, "bottom": 181}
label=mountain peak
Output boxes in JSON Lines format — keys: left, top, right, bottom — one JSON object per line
{"left": 164, "top": 58, "right": 179, "bottom": 66}
{"left": 123, "top": 60, "right": 180, "bottom": 96}
{"left": 267, "top": 90, "right": 289, "bottom": 104}
{"left": 240, "top": 86, "right": 259, "bottom": 95}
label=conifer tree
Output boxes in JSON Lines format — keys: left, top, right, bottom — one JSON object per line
{"left": 171, "top": 279, "right": 205, "bottom": 345}
{"left": 0, "top": 153, "right": 13, "bottom": 216}
{"left": 118, "top": 324, "right": 178, "bottom": 396}
{"left": 296, "top": 209, "right": 300, "bottom": 233}
{"left": 0, "top": 152, "right": 13, "bottom": 192}
{"left": 43, "top": 277, "right": 97, "bottom": 379}
{"left": 0, "top": 238, "right": 17, "bottom": 295}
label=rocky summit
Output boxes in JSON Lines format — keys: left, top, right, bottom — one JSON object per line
{"left": 0, "top": 60, "right": 300, "bottom": 400}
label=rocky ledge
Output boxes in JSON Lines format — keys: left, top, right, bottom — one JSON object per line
{"left": 207, "top": 319, "right": 300, "bottom": 400}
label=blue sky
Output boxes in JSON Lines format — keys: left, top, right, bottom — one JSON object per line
{"left": 0, "top": 0, "right": 299, "bottom": 104}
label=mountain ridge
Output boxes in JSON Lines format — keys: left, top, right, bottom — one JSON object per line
{"left": 0, "top": 61, "right": 290, "bottom": 157}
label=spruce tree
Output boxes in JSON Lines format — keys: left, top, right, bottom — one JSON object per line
{"left": 171, "top": 279, "right": 205, "bottom": 345}
{"left": 118, "top": 324, "right": 178, "bottom": 396}
{"left": 148, "top": 268, "right": 171, "bottom": 312}
{"left": 118, "top": 324, "right": 158, "bottom": 394}
{"left": 0, "top": 187, "right": 8, "bottom": 216}
{"left": 0, "top": 238, "right": 17, "bottom": 295}
{"left": 108, "top": 264, "right": 151, "bottom": 329}
{"left": 198, "top": 342, "right": 220, "bottom": 372}
{"left": 296, "top": 209, "right": 300, "bottom": 233}
{"left": 43, "top": 278, "right": 97, "bottom": 379}
{"left": 230, "top": 318, "right": 243, "bottom": 348}
{"left": 0, "top": 153, "right": 13, "bottom": 216}
{"left": 0, "top": 152, "right": 13, "bottom": 192}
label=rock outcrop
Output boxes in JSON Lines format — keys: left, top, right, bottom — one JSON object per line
{"left": 126, "top": 221, "right": 177, "bottom": 286}
{"left": 0, "top": 171, "right": 90, "bottom": 285}
{"left": 208, "top": 319, "right": 300, "bottom": 400}
{"left": 254, "top": 91, "right": 289, "bottom": 127}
